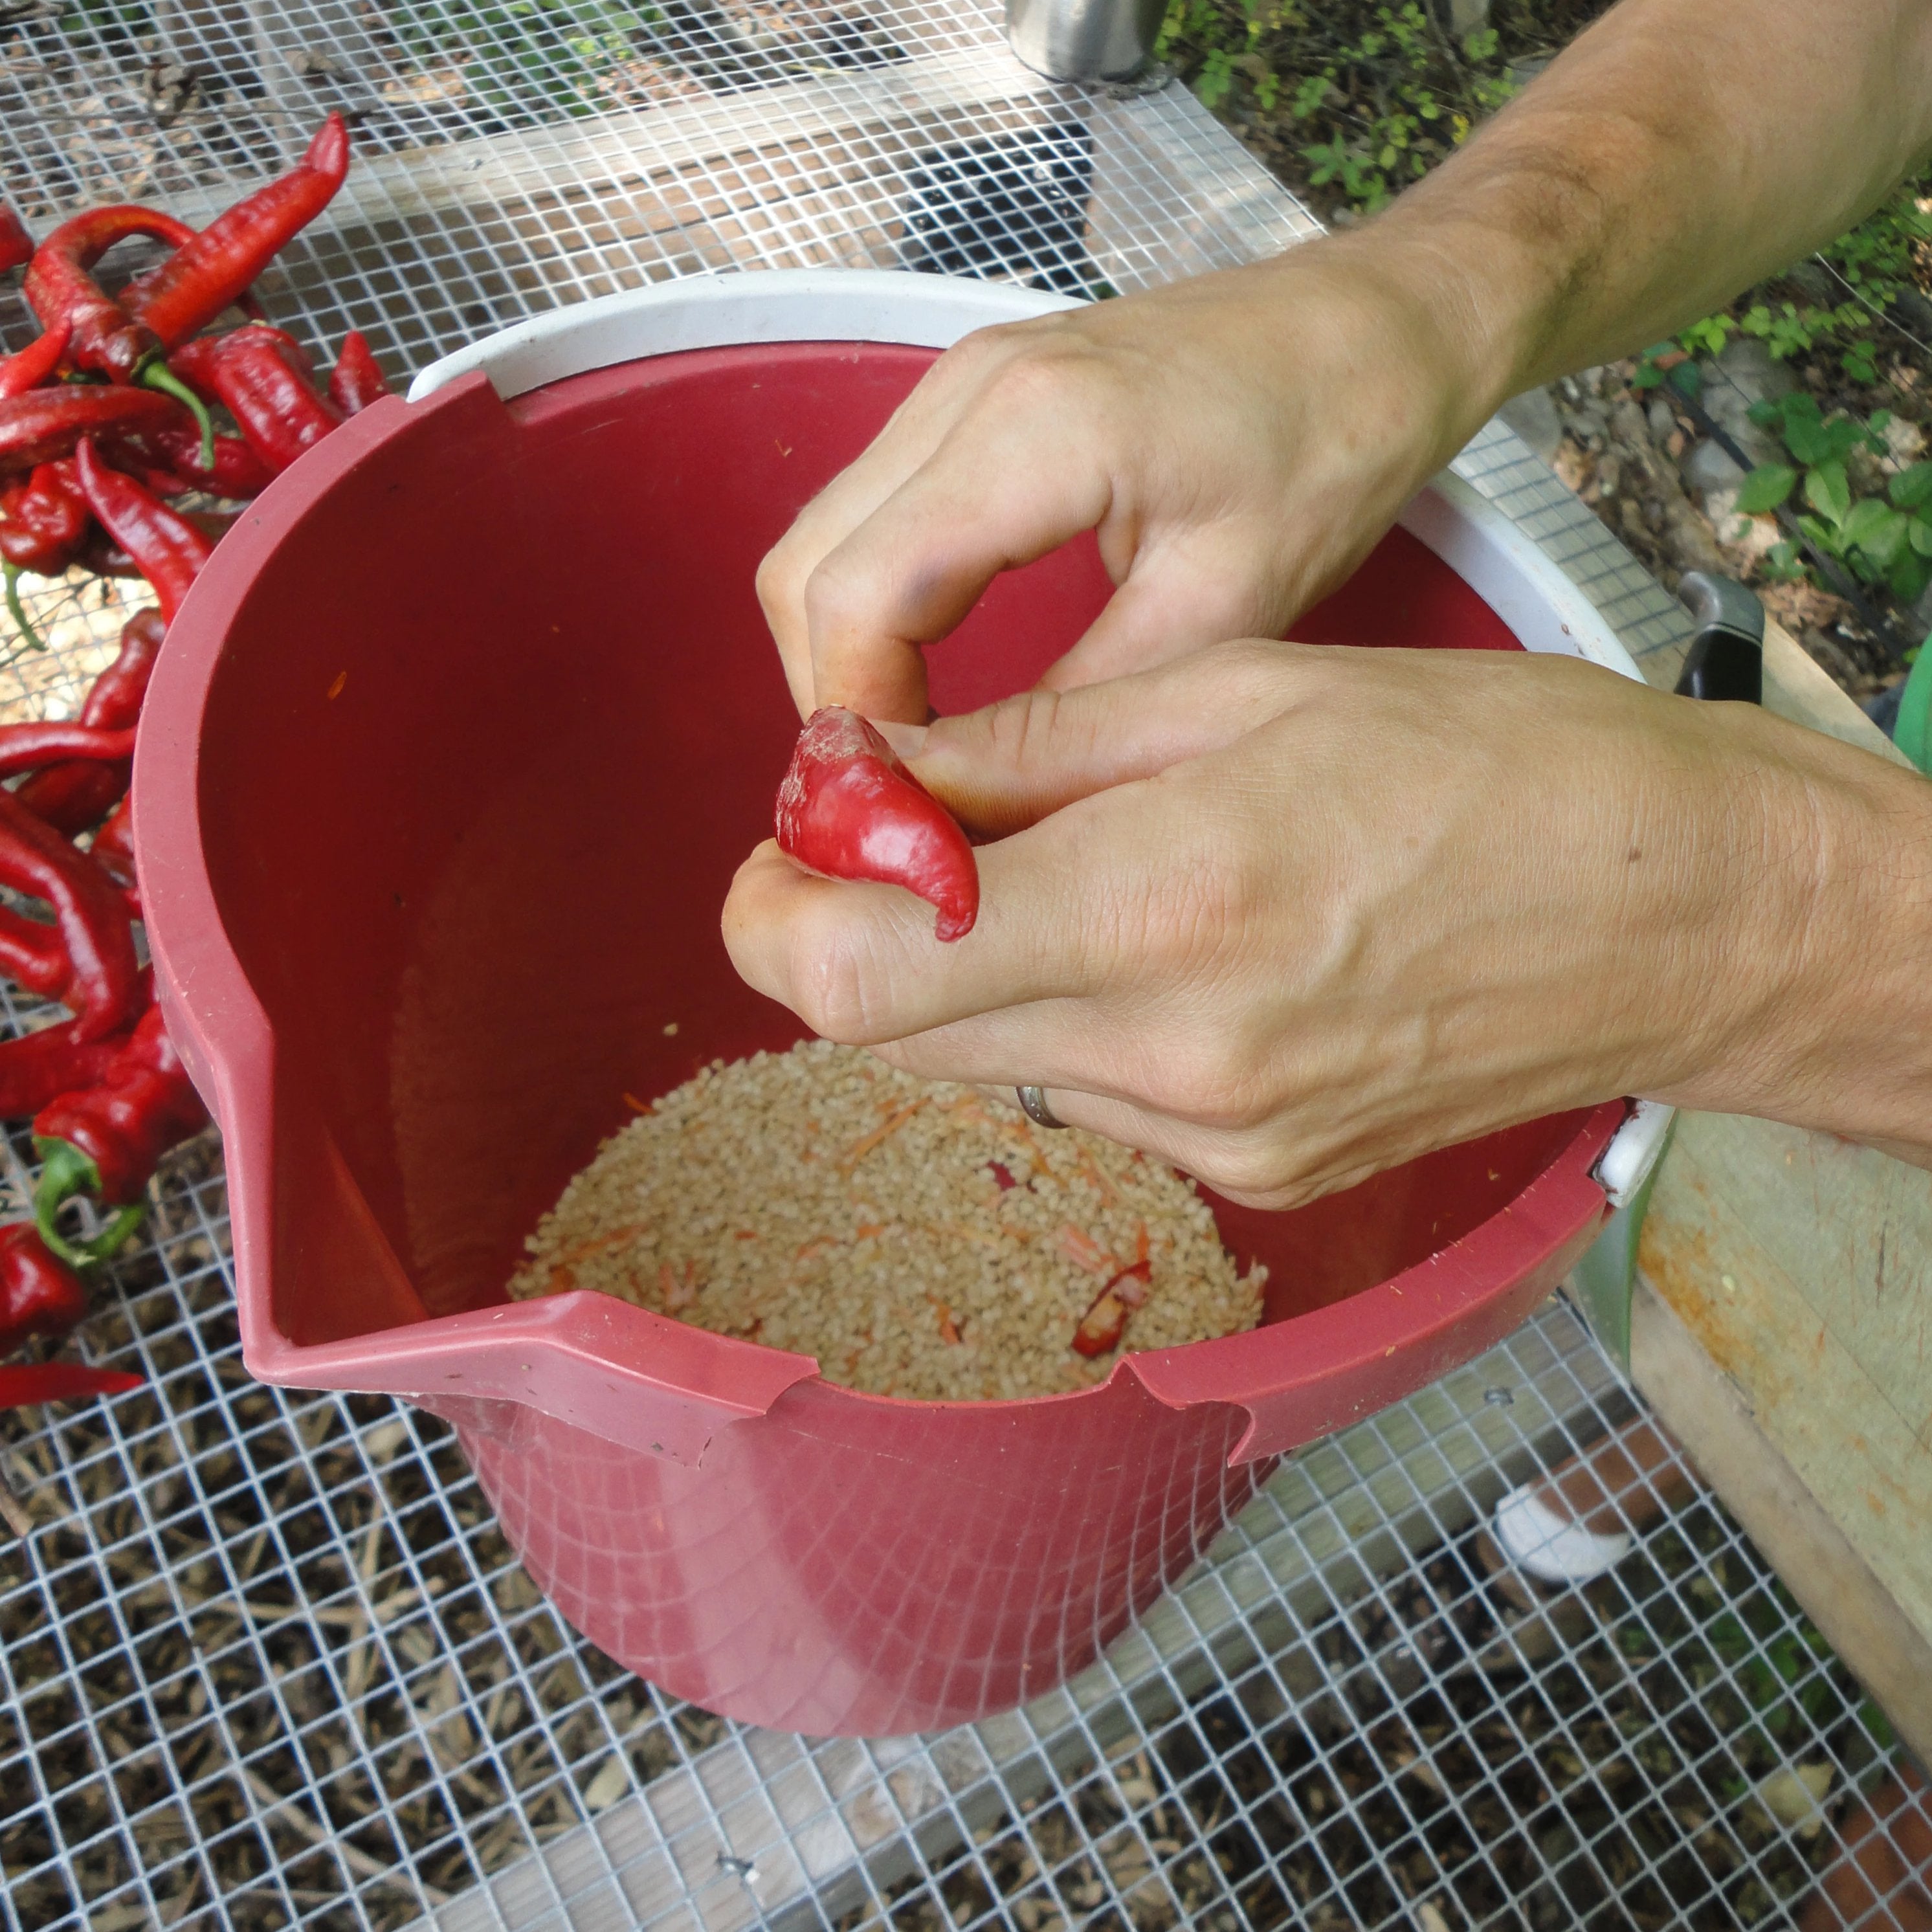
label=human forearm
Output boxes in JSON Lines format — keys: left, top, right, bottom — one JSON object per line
{"left": 1374, "top": 0, "right": 1932, "bottom": 406}
{"left": 1658, "top": 713, "right": 1932, "bottom": 1166}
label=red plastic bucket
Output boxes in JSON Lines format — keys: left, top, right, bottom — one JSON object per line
{"left": 139, "top": 272, "right": 1635, "bottom": 1735}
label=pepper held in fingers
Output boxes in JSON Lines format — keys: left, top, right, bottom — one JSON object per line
{"left": 775, "top": 706, "right": 981, "bottom": 941}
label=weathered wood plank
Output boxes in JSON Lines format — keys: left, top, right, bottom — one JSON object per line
{"left": 1630, "top": 1274, "right": 1932, "bottom": 1770}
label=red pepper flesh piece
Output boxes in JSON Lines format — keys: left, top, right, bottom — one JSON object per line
{"left": 0, "top": 386, "right": 188, "bottom": 477}
{"left": 775, "top": 707, "right": 980, "bottom": 941}
{"left": 0, "top": 207, "right": 34, "bottom": 274}
{"left": 1071, "top": 1288, "right": 1126, "bottom": 1357}
{"left": 0, "top": 788, "right": 141, "bottom": 1042}
{"left": 74, "top": 439, "right": 214, "bottom": 626}
{"left": 0, "top": 1223, "right": 90, "bottom": 1353}
{"left": 0, "top": 1360, "right": 143, "bottom": 1408}
{"left": 1070, "top": 1260, "right": 1151, "bottom": 1358}
{"left": 0, "top": 316, "right": 72, "bottom": 402}
{"left": 122, "top": 115, "right": 350, "bottom": 348}
{"left": 17, "top": 608, "right": 163, "bottom": 834}
{"left": 327, "top": 329, "right": 392, "bottom": 414}
{"left": 170, "top": 328, "right": 342, "bottom": 475}
{"left": 34, "top": 1000, "right": 209, "bottom": 1265}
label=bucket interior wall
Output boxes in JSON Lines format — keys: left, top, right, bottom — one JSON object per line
{"left": 194, "top": 340, "right": 1588, "bottom": 1349}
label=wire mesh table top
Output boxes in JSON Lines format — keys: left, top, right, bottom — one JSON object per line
{"left": 0, "top": 0, "right": 1920, "bottom": 1925}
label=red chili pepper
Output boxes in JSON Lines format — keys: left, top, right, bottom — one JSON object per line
{"left": 0, "top": 1016, "right": 130, "bottom": 1120}
{"left": 0, "top": 207, "right": 34, "bottom": 274}
{"left": 35, "top": 1000, "right": 208, "bottom": 1266}
{"left": 0, "top": 1223, "right": 90, "bottom": 1353}
{"left": 0, "top": 788, "right": 142, "bottom": 1042}
{"left": 16, "top": 608, "right": 163, "bottom": 835}
{"left": 21, "top": 208, "right": 215, "bottom": 461}
{"left": 0, "top": 458, "right": 89, "bottom": 574}
{"left": 0, "top": 720, "right": 137, "bottom": 775}
{"left": 0, "top": 907, "right": 71, "bottom": 1003}
{"left": 327, "top": 330, "right": 392, "bottom": 414}
{"left": 23, "top": 206, "right": 186, "bottom": 378}
{"left": 72, "top": 528, "right": 143, "bottom": 581}
{"left": 0, "top": 384, "right": 188, "bottom": 476}
{"left": 170, "top": 327, "right": 342, "bottom": 474}
{"left": 122, "top": 115, "right": 350, "bottom": 348}
{"left": 0, "top": 1360, "right": 143, "bottom": 1407}
{"left": 0, "top": 316, "right": 72, "bottom": 401}
{"left": 775, "top": 707, "right": 980, "bottom": 941}
{"left": 142, "top": 419, "right": 272, "bottom": 498}
{"left": 90, "top": 795, "right": 135, "bottom": 902}
{"left": 73, "top": 439, "right": 214, "bottom": 625}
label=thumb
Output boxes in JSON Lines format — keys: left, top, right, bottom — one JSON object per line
{"left": 896, "top": 638, "right": 1304, "bottom": 838}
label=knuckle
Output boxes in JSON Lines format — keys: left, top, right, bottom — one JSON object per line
{"left": 1137, "top": 835, "right": 1254, "bottom": 977}
{"left": 1195, "top": 1135, "right": 1295, "bottom": 1206}
{"left": 754, "top": 539, "right": 803, "bottom": 616}
{"left": 799, "top": 542, "right": 881, "bottom": 638}
{"left": 1159, "top": 1034, "right": 1270, "bottom": 1132}
{"left": 931, "top": 324, "right": 1012, "bottom": 384}
{"left": 969, "top": 337, "right": 1111, "bottom": 428}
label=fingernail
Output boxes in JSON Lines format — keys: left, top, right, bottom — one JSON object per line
{"left": 874, "top": 718, "right": 930, "bottom": 759}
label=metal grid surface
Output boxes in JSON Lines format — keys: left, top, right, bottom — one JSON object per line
{"left": 0, "top": 0, "right": 1921, "bottom": 1925}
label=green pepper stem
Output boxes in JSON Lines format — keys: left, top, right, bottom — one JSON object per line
{"left": 140, "top": 359, "right": 215, "bottom": 471}
{"left": 32, "top": 1137, "right": 144, "bottom": 1269}
{"left": 3, "top": 562, "right": 45, "bottom": 658}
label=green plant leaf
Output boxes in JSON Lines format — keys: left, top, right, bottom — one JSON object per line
{"left": 1806, "top": 460, "right": 1851, "bottom": 525}
{"left": 1891, "top": 461, "right": 1932, "bottom": 509}
{"left": 1631, "top": 362, "right": 1663, "bottom": 390}
{"left": 1734, "top": 464, "right": 1797, "bottom": 514}
{"left": 1844, "top": 497, "right": 1908, "bottom": 566}
{"left": 1890, "top": 548, "right": 1932, "bottom": 605}
{"left": 1668, "top": 361, "right": 1701, "bottom": 399}
{"left": 1746, "top": 398, "right": 1783, "bottom": 430}
{"left": 1910, "top": 514, "right": 1932, "bottom": 557}
{"left": 1821, "top": 419, "right": 1867, "bottom": 463}
{"left": 1795, "top": 513, "right": 1847, "bottom": 558}
{"left": 1784, "top": 421, "right": 1830, "bottom": 467}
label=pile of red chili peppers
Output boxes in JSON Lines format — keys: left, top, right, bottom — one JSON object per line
{"left": 0, "top": 117, "right": 388, "bottom": 1416}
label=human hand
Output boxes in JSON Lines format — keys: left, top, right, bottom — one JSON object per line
{"left": 757, "top": 238, "right": 1507, "bottom": 725}
{"left": 724, "top": 641, "right": 1926, "bottom": 1206}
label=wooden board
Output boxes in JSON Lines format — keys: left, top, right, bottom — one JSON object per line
{"left": 1632, "top": 615, "right": 1932, "bottom": 1770}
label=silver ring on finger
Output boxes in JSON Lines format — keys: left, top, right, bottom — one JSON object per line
{"left": 1016, "top": 1084, "right": 1069, "bottom": 1130}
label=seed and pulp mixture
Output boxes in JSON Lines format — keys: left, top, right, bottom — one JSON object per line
{"left": 507, "top": 1039, "right": 1267, "bottom": 1401}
